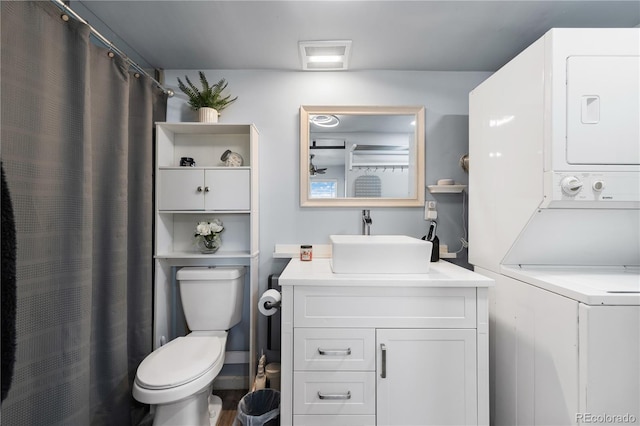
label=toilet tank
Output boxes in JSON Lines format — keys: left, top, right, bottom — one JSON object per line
{"left": 176, "top": 266, "right": 246, "bottom": 331}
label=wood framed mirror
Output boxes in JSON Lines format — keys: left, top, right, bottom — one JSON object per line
{"left": 300, "top": 105, "right": 425, "bottom": 207}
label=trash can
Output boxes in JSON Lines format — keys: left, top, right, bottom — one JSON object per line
{"left": 235, "top": 389, "right": 280, "bottom": 426}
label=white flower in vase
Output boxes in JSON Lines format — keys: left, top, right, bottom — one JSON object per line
{"left": 194, "top": 219, "right": 224, "bottom": 254}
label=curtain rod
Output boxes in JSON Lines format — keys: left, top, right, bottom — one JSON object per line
{"left": 50, "top": 0, "right": 173, "bottom": 97}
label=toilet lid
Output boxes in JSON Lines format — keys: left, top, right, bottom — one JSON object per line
{"left": 136, "top": 336, "right": 223, "bottom": 390}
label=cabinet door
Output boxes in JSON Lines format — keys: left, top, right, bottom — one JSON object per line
{"left": 376, "top": 329, "right": 477, "bottom": 426}
{"left": 204, "top": 169, "right": 250, "bottom": 210}
{"left": 158, "top": 169, "right": 204, "bottom": 210}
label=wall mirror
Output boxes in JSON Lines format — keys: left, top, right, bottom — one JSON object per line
{"left": 300, "top": 105, "right": 425, "bottom": 207}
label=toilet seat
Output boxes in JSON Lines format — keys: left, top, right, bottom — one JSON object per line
{"left": 133, "top": 334, "right": 227, "bottom": 405}
{"left": 136, "top": 335, "right": 223, "bottom": 390}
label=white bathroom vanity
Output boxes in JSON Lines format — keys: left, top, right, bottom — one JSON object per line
{"left": 278, "top": 258, "right": 493, "bottom": 426}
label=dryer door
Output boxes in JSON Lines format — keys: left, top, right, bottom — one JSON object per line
{"left": 566, "top": 56, "right": 640, "bottom": 165}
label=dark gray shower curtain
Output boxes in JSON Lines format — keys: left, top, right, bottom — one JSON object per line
{"left": 1, "top": 2, "right": 166, "bottom": 424}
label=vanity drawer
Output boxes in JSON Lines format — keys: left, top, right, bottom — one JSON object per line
{"left": 294, "top": 328, "right": 375, "bottom": 371}
{"left": 294, "top": 286, "right": 477, "bottom": 328}
{"left": 293, "top": 371, "right": 376, "bottom": 415}
{"left": 293, "top": 415, "right": 376, "bottom": 425}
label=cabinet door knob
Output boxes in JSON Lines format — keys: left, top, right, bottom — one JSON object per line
{"left": 204, "top": 186, "right": 210, "bottom": 192}
{"left": 318, "top": 391, "right": 351, "bottom": 400}
{"left": 380, "top": 343, "right": 387, "bottom": 378}
{"left": 197, "top": 186, "right": 203, "bottom": 192}
{"left": 318, "top": 348, "right": 351, "bottom": 356}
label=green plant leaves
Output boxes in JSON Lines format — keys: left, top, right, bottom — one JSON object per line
{"left": 176, "top": 72, "right": 238, "bottom": 112}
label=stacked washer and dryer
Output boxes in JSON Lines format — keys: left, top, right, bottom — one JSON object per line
{"left": 469, "top": 29, "right": 639, "bottom": 425}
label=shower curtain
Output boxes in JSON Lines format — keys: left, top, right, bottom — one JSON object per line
{"left": 1, "top": 2, "right": 166, "bottom": 424}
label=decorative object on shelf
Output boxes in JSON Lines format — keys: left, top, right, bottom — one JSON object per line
{"left": 176, "top": 72, "right": 238, "bottom": 123}
{"left": 437, "top": 178, "right": 455, "bottom": 185}
{"left": 180, "top": 157, "right": 196, "bottom": 167}
{"left": 221, "top": 149, "right": 244, "bottom": 167}
{"left": 194, "top": 219, "right": 224, "bottom": 254}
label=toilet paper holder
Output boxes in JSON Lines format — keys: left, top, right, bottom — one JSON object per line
{"left": 263, "top": 299, "right": 281, "bottom": 310}
{"left": 259, "top": 288, "right": 282, "bottom": 317}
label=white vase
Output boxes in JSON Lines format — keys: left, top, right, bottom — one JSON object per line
{"left": 198, "top": 107, "right": 218, "bottom": 123}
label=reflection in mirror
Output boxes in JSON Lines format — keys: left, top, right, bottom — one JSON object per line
{"left": 300, "top": 106, "right": 425, "bottom": 207}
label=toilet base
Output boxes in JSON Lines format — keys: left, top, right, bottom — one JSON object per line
{"left": 152, "top": 386, "right": 222, "bottom": 426}
{"left": 208, "top": 394, "right": 223, "bottom": 426}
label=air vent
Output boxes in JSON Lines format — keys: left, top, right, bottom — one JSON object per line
{"left": 299, "top": 40, "right": 352, "bottom": 71}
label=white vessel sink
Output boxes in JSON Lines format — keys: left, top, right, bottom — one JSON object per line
{"left": 330, "top": 235, "right": 432, "bottom": 274}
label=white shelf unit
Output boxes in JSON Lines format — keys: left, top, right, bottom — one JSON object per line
{"left": 154, "top": 122, "right": 259, "bottom": 388}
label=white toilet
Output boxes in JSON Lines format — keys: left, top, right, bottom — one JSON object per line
{"left": 133, "top": 266, "right": 246, "bottom": 426}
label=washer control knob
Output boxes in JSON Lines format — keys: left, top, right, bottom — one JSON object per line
{"left": 560, "top": 176, "right": 583, "bottom": 196}
{"left": 592, "top": 180, "right": 605, "bottom": 192}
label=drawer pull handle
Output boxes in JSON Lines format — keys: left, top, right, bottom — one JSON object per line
{"left": 318, "top": 391, "right": 351, "bottom": 400}
{"left": 196, "top": 186, "right": 203, "bottom": 192}
{"left": 204, "top": 186, "right": 210, "bottom": 192}
{"left": 380, "top": 343, "right": 387, "bottom": 378}
{"left": 317, "top": 348, "right": 351, "bottom": 356}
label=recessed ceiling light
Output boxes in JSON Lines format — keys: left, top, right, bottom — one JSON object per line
{"left": 299, "top": 40, "right": 352, "bottom": 71}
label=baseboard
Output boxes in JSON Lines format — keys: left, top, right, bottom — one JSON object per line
{"left": 213, "top": 375, "right": 249, "bottom": 390}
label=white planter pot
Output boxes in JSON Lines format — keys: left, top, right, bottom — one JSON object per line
{"left": 198, "top": 107, "right": 218, "bottom": 123}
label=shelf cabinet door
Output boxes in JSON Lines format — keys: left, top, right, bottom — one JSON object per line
{"left": 204, "top": 169, "right": 250, "bottom": 211}
{"left": 158, "top": 169, "right": 205, "bottom": 210}
{"left": 158, "top": 169, "right": 250, "bottom": 211}
{"left": 376, "top": 328, "right": 477, "bottom": 426}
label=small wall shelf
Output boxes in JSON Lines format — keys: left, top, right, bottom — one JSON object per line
{"left": 427, "top": 184, "right": 467, "bottom": 193}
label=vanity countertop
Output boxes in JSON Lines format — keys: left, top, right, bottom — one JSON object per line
{"left": 279, "top": 258, "right": 493, "bottom": 287}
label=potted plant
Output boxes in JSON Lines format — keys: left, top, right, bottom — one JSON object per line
{"left": 177, "top": 71, "right": 238, "bottom": 123}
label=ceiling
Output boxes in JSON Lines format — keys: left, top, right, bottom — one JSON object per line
{"left": 72, "top": 1, "right": 640, "bottom": 72}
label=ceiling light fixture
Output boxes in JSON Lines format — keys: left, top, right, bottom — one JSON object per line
{"left": 307, "top": 55, "right": 344, "bottom": 63}
{"left": 299, "top": 40, "right": 352, "bottom": 71}
{"left": 310, "top": 114, "right": 340, "bottom": 128}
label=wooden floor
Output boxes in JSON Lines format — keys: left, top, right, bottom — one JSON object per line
{"left": 215, "top": 389, "right": 248, "bottom": 426}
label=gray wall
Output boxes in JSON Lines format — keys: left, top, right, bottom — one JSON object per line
{"left": 163, "top": 69, "right": 491, "bottom": 361}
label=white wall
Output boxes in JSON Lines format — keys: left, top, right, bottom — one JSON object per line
{"left": 163, "top": 69, "right": 491, "bottom": 360}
